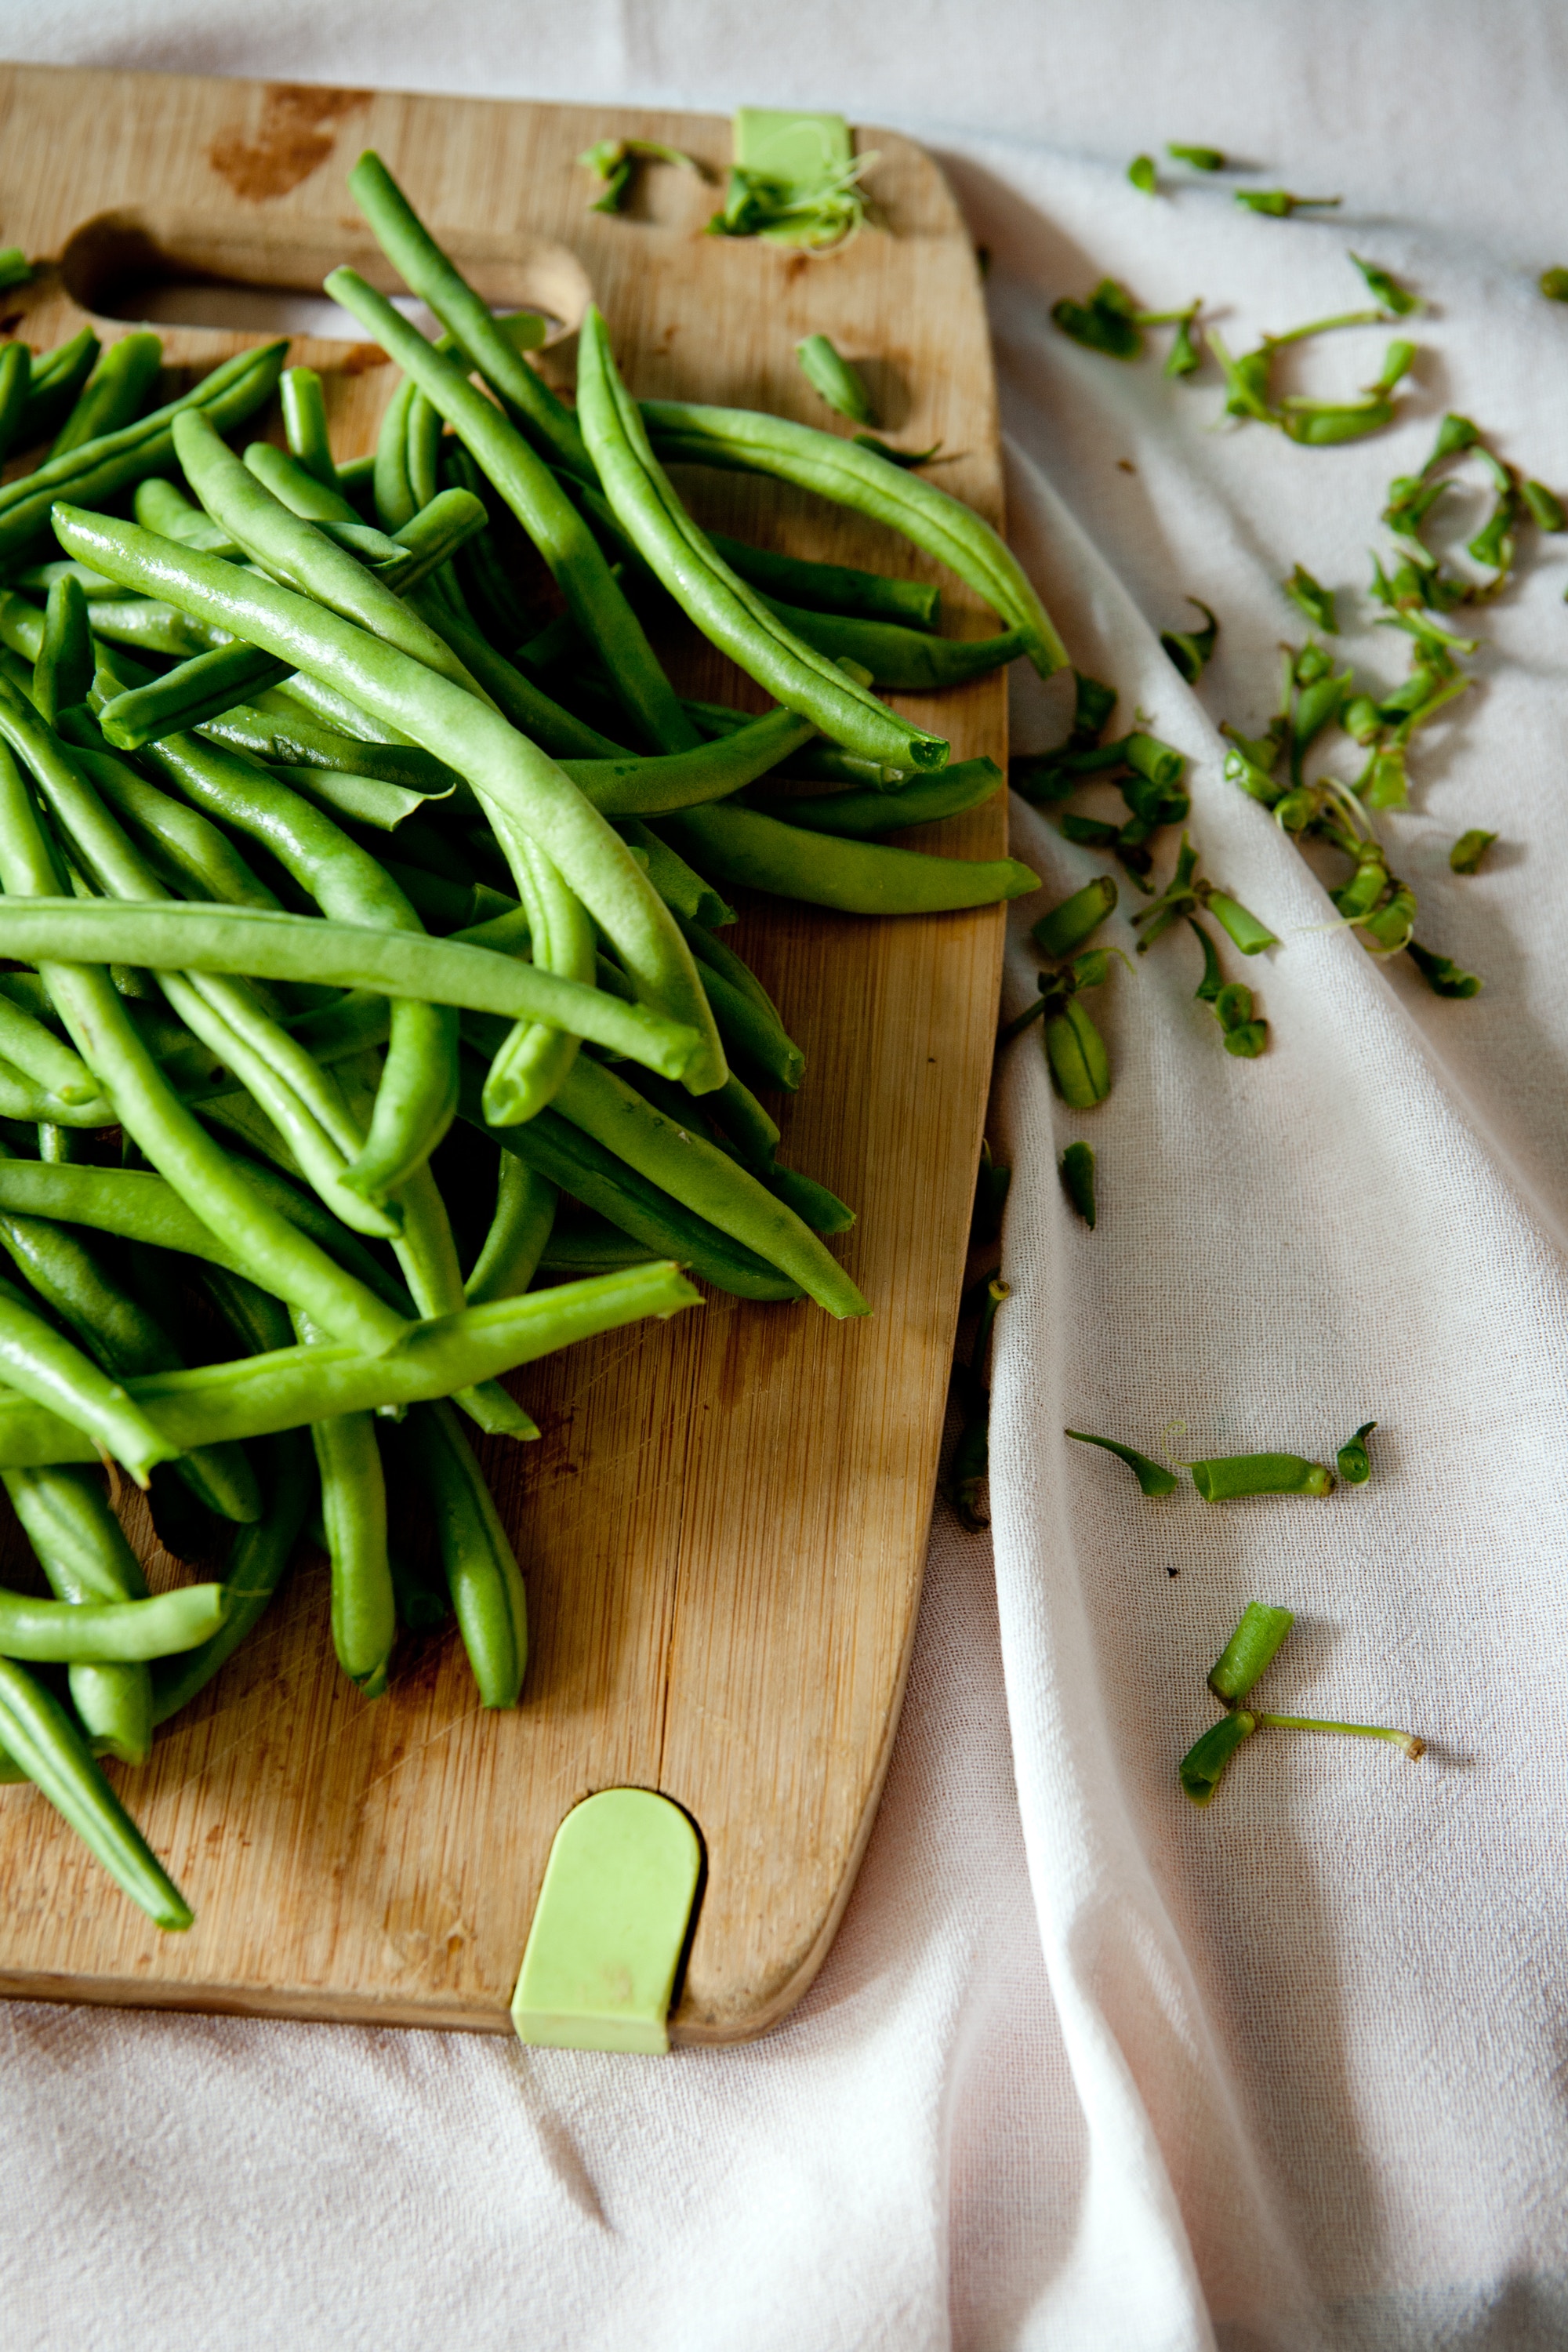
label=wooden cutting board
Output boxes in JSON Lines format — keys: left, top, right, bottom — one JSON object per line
{"left": 0, "top": 62, "right": 1011, "bottom": 2042}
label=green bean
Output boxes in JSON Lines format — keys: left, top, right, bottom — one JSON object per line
{"left": 795, "top": 333, "right": 877, "bottom": 425}
{"left": 0, "top": 342, "right": 31, "bottom": 469}
{"left": 294, "top": 1312, "right": 394, "bottom": 1693}
{"left": 50, "top": 332, "right": 163, "bottom": 459}
{"left": 0, "top": 738, "right": 410, "bottom": 1355}
{"left": 0, "top": 1160, "right": 259, "bottom": 1523}
{"left": 538, "top": 1217, "right": 656, "bottom": 1272}
{"left": 402, "top": 1399, "right": 528, "bottom": 1705}
{"left": 0, "top": 1653, "right": 191, "bottom": 1926}
{"left": 144, "top": 728, "right": 459, "bottom": 1200}
{"left": 554, "top": 1057, "right": 866, "bottom": 1315}
{"left": 0, "top": 1260, "right": 180, "bottom": 1483}
{"left": 758, "top": 601, "right": 1025, "bottom": 691}
{"left": 401, "top": 578, "right": 628, "bottom": 760}
{"left": 246, "top": 439, "right": 354, "bottom": 524}
{"left": 478, "top": 811, "right": 594, "bottom": 1127}
{"left": 0, "top": 1163, "right": 263, "bottom": 1276}
{"left": 74, "top": 747, "right": 281, "bottom": 912}
{"left": 151, "top": 1428, "right": 314, "bottom": 1724}
{"left": 1208, "top": 1601, "right": 1296, "bottom": 1702}
{"left": 1190, "top": 1453, "right": 1334, "bottom": 1501}
{"left": 621, "top": 818, "right": 734, "bottom": 929}
{"left": 659, "top": 802, "right": 1037, "bottom": 914}
{"left": 576, "top": 310, "right": 951, "bottom": 774}
{"left": 749, "top": 757, "right": 1003, "bottom": 837}
{"left": 561, "top": 706, "right": 815, "bottom": 816}
{"left": 3, "top": 1465, "right": 151, "bottom": 1763}
{"left": 702, "top": 532, "right": 940, "bottom": 629}
{"left": 198, "top": 701, "right": 463, "bottom": 794}
{"left": 322, "top": 267, "right": 696, "bottom": 754}
{"left": 0, "top": 1577, "right": 226, "bottom": 1662}
{"left": 458, "top": 1069, "right": 800, "bottom": 1301}
{"left": 15, "top": 327, "right": 99, "bottom": 449}
{"left": 465, "top": 1157, "right": 557, "bottom": 1303}
{"left": 669, "top": 913, "right": 804, "bottom": 1089}
{"left": 347, "top": 151, "right": 590, "bottom": 481}
{"left": 0, "top": 1259, "right": 701, "bottom": 1465}
{"left": 444, "top": 444, "right": 539, "bottom": 647}
{"left": 279, "top": 365, "right": 337, "bottom": 488}
{"left": 56, "top": 506, "right": 728, "bottom": 1090}
{"left": 36, "top": 572, "right": 95, "bottom": 724}
{"left": 0, "top": 341, "right": 287, "bottom": 564}
{"left": 134, "top": 474, "right": 241, "bottom": 555}
{"left": 0, "top": 984, "right": 108, "bottom": 1109}
{"left": 643, "top": 399, "right": 1068, "bottom": 677}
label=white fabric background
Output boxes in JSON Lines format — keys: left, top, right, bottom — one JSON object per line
{"left": 2, "top": 6, "right": 1566, "bottom": 2347}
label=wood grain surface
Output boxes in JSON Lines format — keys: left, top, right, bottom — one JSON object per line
{"left": 0, "top": 63, "right": 1013, "bottom": 2042}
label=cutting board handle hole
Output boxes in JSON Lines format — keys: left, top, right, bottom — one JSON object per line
{"left": 56, "top": 206, "right": 593, "bottom": 350}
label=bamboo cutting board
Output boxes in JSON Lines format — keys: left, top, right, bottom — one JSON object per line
{"left": 0, "top": 63, "right": 1013, "bottom": 2042}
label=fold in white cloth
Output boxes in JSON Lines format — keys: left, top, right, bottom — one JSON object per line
{"left": 5, "top": 5, "right": 1567, "bottom": 2344}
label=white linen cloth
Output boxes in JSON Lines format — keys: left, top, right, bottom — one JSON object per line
{"left": 3, "top": 5, "right": 1568, "bottom": 2345}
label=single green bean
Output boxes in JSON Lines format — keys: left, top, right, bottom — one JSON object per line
{"left": 578, "top": 309, "right": 950, "bottom": 773}
{"left": 538, "top": 1217, "right": 657, "bottom": 1272}
{"left": 135, "top": 473, "right": 242, "bottom": 555}
{"left": 561, "top": 706, "right": 815, "bottom": 816}
{"left": 644, "top": 399, "right": 1068, "bottom": 675}
{"left": 0, "top": 1653, "right": 192, "bottom": 1927}
{"left": 246, "top": 439, "right": 356, "bottom": 524}
{"left": 702, "top": 531, "right": 940, "bottom": 629}
{"left": 347, "top": 151, "right": 591, "bottom": 480}
{"left": 760, "top": 600, "right": 1026, "bottom": 691}
{"left": 749, "top": 757, "right": 1003, "bottom": 838}
{"left": 37, "top": 573, "right": 95, "bottom": 724}
{"left": 0, "top": 738, "right": 410, "bottom": 1356}
{"left": 0, "top": 1577, "right": 226, "bottom": 1662}
{"left": 458, "top": 1066, "right": 800, "bottom": 1301}
{"left": 50, "top": 332, "right": 164, "bottom": 460}
{"left": 55, "top": 506, "right": 728, "bottom": 1090}
{"left": 0, "top": 1267, "right": 179, "bottom": 1484}
{"left": 659, "top": 802, "right": 1037, "bottom": 914}
{"left": 479, "top": 810, "right": 595, "bottom": 1127}
{"left": 74, "top": 746, "right": 281, "bottom": 912}
{"left": 296, "top": 1311, "right": 394, "bottom": 1694}
{"left": 0, "top": 342, "right": 31, "bottom": 469}
{"left": 3, "top": 1464, "right": 151, "bottom": 1763}
{"left": 322, "top": 266, "right": 696, "bottom": 753}
{"left": 15, "top": 327, "right": 99, "bottom": 448}
{"left": 554, "top": 1056, "right": 866, "bottom": 1316}
{"left": 402, "top": 1399, "right": 528, "bottom": 1705}
{"left": 198, "top": 702, "right": 463, "bottom": 794}
{"left": 465, "top": 1157, "right": 557, "bottom": 1303}
{"left": 280, "top": 365, "right": 337, "bottom": 487}
{"left": 151, "top": 1428, "right": 314, "bottom": 1724}
{"left": 0, "top": 341, "right": 287, "bottom": 562}
{"left": 0, "top": 981, "right": 108, "bottom": 1107}
{"left": 0, "top": 1260, "right": 702, "bottom": 1464}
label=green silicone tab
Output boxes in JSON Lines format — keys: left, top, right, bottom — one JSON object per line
{"left": 733, "top": 108, "right": 852, "bottom": 196}
{"left": 511, "top": 1788, "right": 702, "bottom": 2055}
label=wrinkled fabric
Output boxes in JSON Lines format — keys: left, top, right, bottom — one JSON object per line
{"left": 3, "top": 5, "right": 1566, "bottom": 2347}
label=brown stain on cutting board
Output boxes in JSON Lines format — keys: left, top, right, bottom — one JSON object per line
{"left": 209, "top": 84, "right": 372, "bottom": 203}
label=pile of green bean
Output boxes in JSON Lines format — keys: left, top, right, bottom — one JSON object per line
{"left": 0, "top": 150, "right": 1056, "bottom": 1930}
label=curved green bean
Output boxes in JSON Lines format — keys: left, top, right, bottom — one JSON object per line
{"left": 643, "top": 399, "right": 1068, "bottom": 677}
{"left": 0, "top": 341, "right": 32, "bottom": 469}
{"left": 74, "top": 746, "right": 281, "bottom": 911}
{"left": 660, "top": 802, "right": 1037, "bottom": 914}
{"left": 198, "top": 701, "right": 462, "bottom": 794}
{"left": 0, "top": 1269, "right": 178, "bottom": 1484}
{"left": 151, "top": 1428, "right": 314, "bottom": 1725}
{"left": 750, "top": 757, "right": 1004, "bottom": 838}
{"left": 576, "top": 309, "right": 950, "bottom": 775}
{"left": 3, "top": 1464, "right": 151, "bottom": 1764}
{"left": 554, "top": 1057, "right": 866, "bottom": 1316}
{"left": 134, "top": 474, "right": 241, "bottom": 555}
{"left": 402, "top": 1399, "right": 528, "bottom": 1707}
{"left": 0, "top": 1579, "right": 227, "bottom": 1662}
{"left": 702, "top": 532, "right": 940, "bottom": 629}
{"left": 0, "top": 1653, "right": 191, "bottom": 1928}
{"left": 347, "top": 151, "right": 590, "bottom": 480}
{"left": 50, "top": 332, "right": 163, "bottom": 460}
{"left": 0, "top": 985, "right": 108, "bottom": 1108}
{"left": 280, "top": 365, "right": 337, "bottom": 488}
{"left": 15, "top": 327, "right": 99, "bottom": 449}
{"left": 561, "top": 706, "right": 815, "bottom": 815}
{"left": 322, "top": 266, "right": 696, "bottom": 753}
{"left": 480, "top": 810, "right": 594, "bottom": 1128}
{"left": 54, "top": 506, "right": 728, "bottom": 1090}
{"left": 465, "top": 1156, "right": 557, "bottom": 1304}
{"left": 0, "top": 340, "right": 287, "bottom": 562}
{"left": 297, "top": 1311, "right": 394, "bottom": 1695}
{"left": 247, "top": 439, "right": 354, "bottom": 524}
{"left": 760, "top": 602, "right": 1027, "bottom": 691}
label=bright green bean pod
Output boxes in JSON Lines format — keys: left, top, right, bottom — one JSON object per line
{"left": 0, "top": 982, "right": 107, "bottom": 1106}
{"left": 577, "top": 309, "right": 950, "bottom": 774}
{"left": 280, "top": 365, "right": 337, "bottom": 487}
{"left": 659, "top": 801, "right": 1037, "bottom": 914}
{"left": 0, "top": 1268, "right": 178, "bottom": 1484}
{"left": 794, "top": 334, "right": 878, "bottom": 426}
{"left": 78, "top": 751, "right": 280, "bottom": 913}
{"left": 480, "top": 811, "right": 594, "bottom": 1128}
{"left": 0, "top": 1578, "right": 226, "bottom": 1662}
{"left": 0, "top": 1261, "right": 702, "bottom": 1465}
{"left": 135, "top": 473, "right": 241, "bottom": 554}
{"left": 53, "top": 506, "right": 728, "bottom": 1090}
{"left": 3, "top": 1464, "right": 151, "bottom": 1763}
{"left": 750, "top": 756, "right": 1003, "bottom": 838}
{"left": 643, "top": 399, "right": 1068, "bottom": 676}
{"left": 15, "top": 326, "right": 98, "bottom": 449}
{"left": 36, "top": 572, "right": 94, "bottom": 724}
{"left": 296, "top": 1312, "right": 394, "bottom": 1695}
{"left": 0, "top": 340, "right": 287, "bottom": 561}
{"left": 0, "top": 1653, "right": 192, "bottom": 1927}
{"left": 49, "top": 332, "right": 163, "bottom": 459}
{"left": 562, "top": 706, "right": 815, "bottom": 816}
{"left": 246, "top": 439, "right": 355, "bottom": 523}
{"left": 0, "top": 342, "right": 31, "bottom": 468}
{"left": 554, "top": 1057, "right": 866, "bottom": 1316}
{"left": 151, "top": 1428, "right": 314, "bottom": 1726}
{"left": 347, "top": 151, "right": 590, "bottom": 480}
{"left": 322, "top": 266, "right": 696, "bottom": 753}
{"left": 465, "top": 1157, "right": 557, "bottom": 1304}
{"left": 760, "top": 601, "right": 1026, "bottom": 690}
{"left": 0, "top": 737, "right": 409, "bottom": 1356}
{"left": 702, "top": 531, "right": 940, "bottom": 629}
{"left": 401, "top": 1399, "right": 528, "bottom": 1706}
{"left": 198, "top": 701, "right": 462, "bottom": 794}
